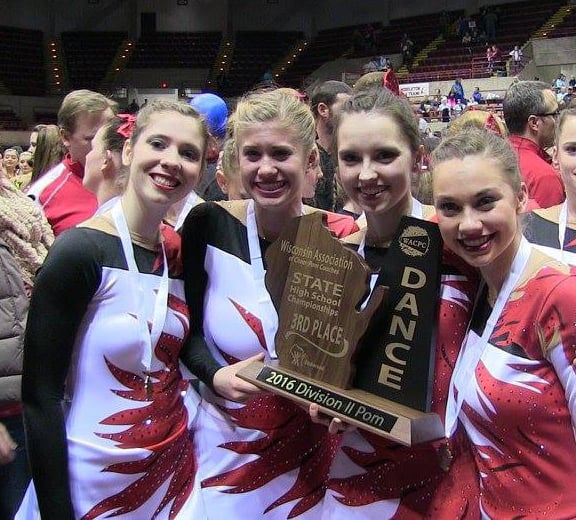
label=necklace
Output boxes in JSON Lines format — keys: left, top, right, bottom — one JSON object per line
{"left": 364, "top": 229, "right": 393, "bottom": 248}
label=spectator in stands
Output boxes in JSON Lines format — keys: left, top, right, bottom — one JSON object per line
{"left": 462, "top": 31, "right": 473, "bottom": 56}
{"left": 432, "top": 87, "right": 443, "bottom": 108}
{"left": 13, "top": 152, "right": 33, "bottom": 190}
{"left": 453, "top": 99, "right": 465, "bottom": 117}
{"left": 17, "top": 152, "right": 33, "bottom": 177}
{"left": 27, "top": 124, "right": 45, "bottom": 155}
{"left": 472, "top": 86, "right": 483, "bottom": 104}
{"left": 450, "top": 78, "right": 466, "bottom": 103}
{"left": 508, "top": 45, "right": 524, "bottom": 75}
{"left": 554, "top": 73, "right": 567, "bottom": 90}
{"left": 309, "top": 80, "right": 352, "bottom": 211}
{"left": 417, "top": 111, "right": 430, "bottom": 136}
{"left": 400, "top": 32, "right": 414, "bottom": 67}
{"left": 569, "top": 76, "right": 576, "bottom": 88}
{"left": 26, "top": 90, "right": 117, "bottom": 236}
{"left": 439, "top": 96, "right": 451, "bottom": 122}
{"left": 486, "top": 44, "right": 501, "bottom": 74}
{"left": 363, "top": 55, "right": 389, "bottom": 73}
{"left": 1, "top": 149, "right": 19, "bottom": 184}
{"left": 419, "top": 97, "right": 432, "bottom": 118}
{"left": 556, "top": 86, "right": 568, "bottom": 104}
{"left": 28, "top": 124, "right": 65, "bottom": 186}
{"left": 188, "top": 93, "right": 228, "bottom": 203}
{"left": 563, "top": 86, "right": 574, "bottom": 107}
{"left": 503, "top": 80, "right": 564, "bottom": 208}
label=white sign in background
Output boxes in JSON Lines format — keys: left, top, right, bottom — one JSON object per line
{"left": 400, "top": 83, "right": 430, "bottom": 97}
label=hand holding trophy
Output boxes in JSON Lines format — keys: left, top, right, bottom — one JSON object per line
{"left": 238, "top": 212, "right": 444, "bottom": 445}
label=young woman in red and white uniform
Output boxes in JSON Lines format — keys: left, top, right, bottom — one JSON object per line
{"left": 432, "top": 127, "right": 576, "bottom": 518}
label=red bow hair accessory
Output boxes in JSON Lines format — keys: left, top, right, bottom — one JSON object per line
{"left": 483, "top": 112, "right": 503, "bottom": 137}
{"left": 117, "top": 113, "right": 136, "bottom": 138}
{"left": 382, "top": 68, "right": 401, "bottom": 96}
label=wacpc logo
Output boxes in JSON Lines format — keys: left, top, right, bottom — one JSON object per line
{"left": 399, "top": 226, "right": 430, "bottom": 257}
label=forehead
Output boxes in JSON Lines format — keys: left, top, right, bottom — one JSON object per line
{"left": 137, "top": 111, "right": 204, "bottom": 142}
{"left": 4, "top": 150, "right": 18, "bottom": 157}
{"left": 558, "top": 113, "right": 576, "bottom": 138}
{"left": 433, "top": 155, "right": 510, "bottom": 191}
{"left": 237, "top": 120, "right": 297, "bottom": 147}
{"left": 338, "top": 111, "right": 408, "bottom": 145}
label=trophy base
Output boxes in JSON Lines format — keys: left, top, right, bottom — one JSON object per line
{"left": 237, "top": 361, "right": 444, "bottom": 446}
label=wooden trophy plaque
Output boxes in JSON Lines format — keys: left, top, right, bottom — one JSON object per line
{"left": 237, "top": 213, "right": 444, "bottom": 446}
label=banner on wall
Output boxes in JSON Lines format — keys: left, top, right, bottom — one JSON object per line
{"left": 399, "top": 83, "right": 430, "bottom": 97}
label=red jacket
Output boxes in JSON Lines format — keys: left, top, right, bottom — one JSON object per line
{"left": 508, "top": 135, "right": 565, "bottom": 209}
{"left": 38, "top": 155, "right": 98, "bottom": 236}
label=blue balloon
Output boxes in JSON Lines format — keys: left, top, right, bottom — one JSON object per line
{"left": 189, "top": 93, "right": 228, "bottom": 139}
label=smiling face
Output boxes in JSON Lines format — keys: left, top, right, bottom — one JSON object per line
{"left": 433, "top": 154, "right": 527, "bottom": 283}
{"left": 337, "top": 111, "right": 414, "bottom": 218}
{"left": 237, "top": 120, "right": 312, "bottom": 215}
{"left": 3, "top": 149, "right": 19, "bottom": 173}
{"left": 18, "top": 152, "right": 33, "bottom": 174}
{"left": 122, "top": 111, "right": 205, "bottom": 211}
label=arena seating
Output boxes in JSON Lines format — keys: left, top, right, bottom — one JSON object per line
{"left": 61, "top": 31, "right": 128, "bottom": 91}
{"left": 0, "top": 26, "right": 45, "bottom": 97}
{"left": 126, "top": 32, "right": 221, "bottom": 69}
{"left": 219, "top": 31, "right": 303, "bottom": 97}
{"left": 279, "top": 10, "right": 463, "bottom": 89}
{"left": 0, "top": 107, "right": 27, "bottom": 130}
{"left": 405, "top": 0, "right": 566, "bottom": 82}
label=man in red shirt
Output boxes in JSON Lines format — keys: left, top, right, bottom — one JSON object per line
{"left": 503, "top": 80, "right": 564, "bottom": 208}
{"left": 27, "top": 90, "right": 116, "bottom": 235}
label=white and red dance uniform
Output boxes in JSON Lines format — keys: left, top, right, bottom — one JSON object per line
{"left": 524, "top": 203, "right": 576, "bottom": 265}
{"left": 322, "top": 200, "right": 481, "bottom": 519}
{"left": 181, "top": 200, "right": 358, "bottom": 519}
{"left": 17, "top": 217, "right": 204, "bottom": 519}
{"left": 446, "top": 238, "right": 576, "bottom": 518}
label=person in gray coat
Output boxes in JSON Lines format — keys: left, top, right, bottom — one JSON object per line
{"left": 0, "top": 238, "right": 29, "bottom": 518}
